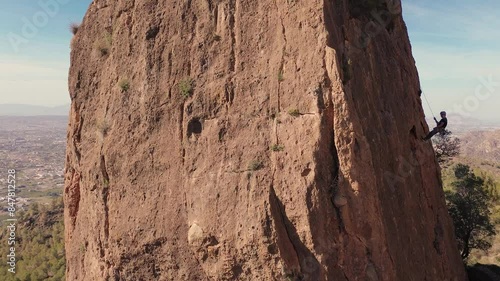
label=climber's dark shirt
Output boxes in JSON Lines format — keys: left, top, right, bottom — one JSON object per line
{"left": 437, "top": 117, "right": 447, "bottom": 130}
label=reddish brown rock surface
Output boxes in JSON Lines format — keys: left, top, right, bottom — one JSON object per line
{"left": 64, "top": 0, "right": 467, "bottom": 280}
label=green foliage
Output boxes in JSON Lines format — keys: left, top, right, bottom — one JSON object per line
{"left": 481, "top": 173, "right": 500, "bottom": 201}
{"left": 79, "top": 243, "right": 86, "bottom": 254}
{"left": 118, "top": 79, "right": 130, "bottom": 92}
{"left": 248, "top": 160, "right": 264, "bottom": 171}
{"left": 433, "top": 130, "right": 461, "bottom": 165}
{"left": 278, "top": 71, "right": 284, "bottom": 82}
{"left": 446, "top": 164, "right": 496, "bottom": 260}
{"left": 0, "top": 198, "right": 65, "bottom": 280}
{"left": 288, "top": 109, "right": 300, "bottom": 117}
{"left": 179, "top": 78, "right": 194, "bottom": 99}
{"left": 271, "top": 144, "right": 284, "bottom": 152}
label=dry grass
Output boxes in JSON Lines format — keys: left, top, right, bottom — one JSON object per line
{"left": 69, "top": 22, "right": 80, "bottom": 35}
{"left": 248, "top": 160, "right": 264, "bottom": 171}
{"left": 96, "top": 119, "right": 111, "bottom": 139}
{"left": 95, "top": 32, "right": 112, "bottom": 56}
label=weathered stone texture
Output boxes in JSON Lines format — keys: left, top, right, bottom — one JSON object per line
{"left": 65, "top": 1, "right": 467, "bottom": 280}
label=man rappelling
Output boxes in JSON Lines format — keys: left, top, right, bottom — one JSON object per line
{"left": 423, "top": 111, "right": 448, "bottom": 141}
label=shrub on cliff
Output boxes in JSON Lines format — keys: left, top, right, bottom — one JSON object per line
{"left": 179, "top": 78, "right": 194, "bottom": 99}
{"left": 97, "top": 119, "right": 111, "bottom": 138}
{"left": 95, "top": 32, "right": 112, "bottom": 56}
{"left": 118, "top": 78, "right": 130, "bottom": 92}
{"left": 69, "top": 22, "right": 80, "bottom": 35}
{"left": 288, "top": 109, "right": 300, "bottom": 117}
{"left": 271, "top": 144, "right": 284, "bottom": 152}
{"left": 248, "top": 160, "right": 264, "bottom": 171}
{"left": 432, "top": 130, "right": 460, "bottom": 165}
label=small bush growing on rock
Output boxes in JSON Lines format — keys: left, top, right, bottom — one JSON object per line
{"left": 248, "top": 160, "right": 264, "bottom": 171}
{"left": 70, "top": 22, "right": 80, "bottom": 35}
{"left": 212, "top": 34, "right": 222, "bottom": 42}
{"left": 288, "top": 109, "right": 300, "bottom": 117}
{"left": 97, "top": 120, "right": 110, "bottom": 137}
{"left": 118, "top": 79, "right": 130, "bottom": 92}
{"left": 179, "top": 78, "right": 194, "bottom": 99}
{"left": 79, "top": 243, "right": 86, "bottom": 253}
{"left": 271, "top": 144, "right": 284, "bottom": 152}
{"left": 278, "top": 71, "right": 284, "bottom": 82}
{"left": 96, "top": 32, "right": 112, "bottom": 56}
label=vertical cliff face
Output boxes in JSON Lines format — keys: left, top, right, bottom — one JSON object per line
{"left": 65, "top": 0, "right": 467, "bottom": 280}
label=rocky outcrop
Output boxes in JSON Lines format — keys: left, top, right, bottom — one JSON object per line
{"left": 64, "top": 0, "right": 467, "bottom": 280}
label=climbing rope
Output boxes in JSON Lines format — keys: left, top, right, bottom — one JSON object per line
{"left": 422, "top": 91, "right": 436, "bottom": 118}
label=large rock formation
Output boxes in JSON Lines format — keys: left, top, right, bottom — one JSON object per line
{"left": 64, "top": 0, "right": 467, "bottom": 280}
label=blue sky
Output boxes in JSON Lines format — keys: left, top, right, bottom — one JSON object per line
{"left": 403, "top": 0, "right": 500, "bottom": 122}
{"left": 0, "top": 0, "right": 498, "bottom": 121}
{"left": 0, "top": 0, "right": 92, "bottom": 106}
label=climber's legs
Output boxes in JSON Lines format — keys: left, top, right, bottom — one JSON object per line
{"left": 423, "top": 128, "right": 439, "bottom": 141}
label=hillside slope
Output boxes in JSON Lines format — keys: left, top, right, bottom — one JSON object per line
{"left": 0, "top": 200, "right": 65, "bottom": 280}
{"left": 461, "top": 130, "right": 500, "bottom": 164}
{"left": 64, "top": 0, "right": 466, "bottom": 280}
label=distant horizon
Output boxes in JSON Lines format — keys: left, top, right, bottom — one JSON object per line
{"left": 0, "top": 1, "right": 499, "bottom": 120}
{"left": 1, "top": 103, "right": 499, "bottom": 124}
{"left": 0, "top": 102, "right": 69, "bottom": 106}
{"left": 0, "top": 103, "right": 70, "bottom": 116}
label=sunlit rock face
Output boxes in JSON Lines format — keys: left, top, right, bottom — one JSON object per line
{"left": 64, "top": 0, "right": 467, "bottom": 280}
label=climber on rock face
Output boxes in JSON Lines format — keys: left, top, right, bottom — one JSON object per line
{"left": 423, "top": 111, "right": 448, "bottom": 141}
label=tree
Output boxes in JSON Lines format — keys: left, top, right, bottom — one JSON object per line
{"left": 0, "top": 199, "right": 65, "bottom": 280}
{"left": 432, "top": 129, "right": 461, "bottom": 165}
{"left": 445, "top": 164, "right": 496, "bottom": 260}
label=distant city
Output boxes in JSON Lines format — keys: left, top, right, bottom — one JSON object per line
{"left": 0, "top": 104, "right": 70, "bottom": 116}
{"left": 0, "top": 116, "right": 67, "bottom": 219}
